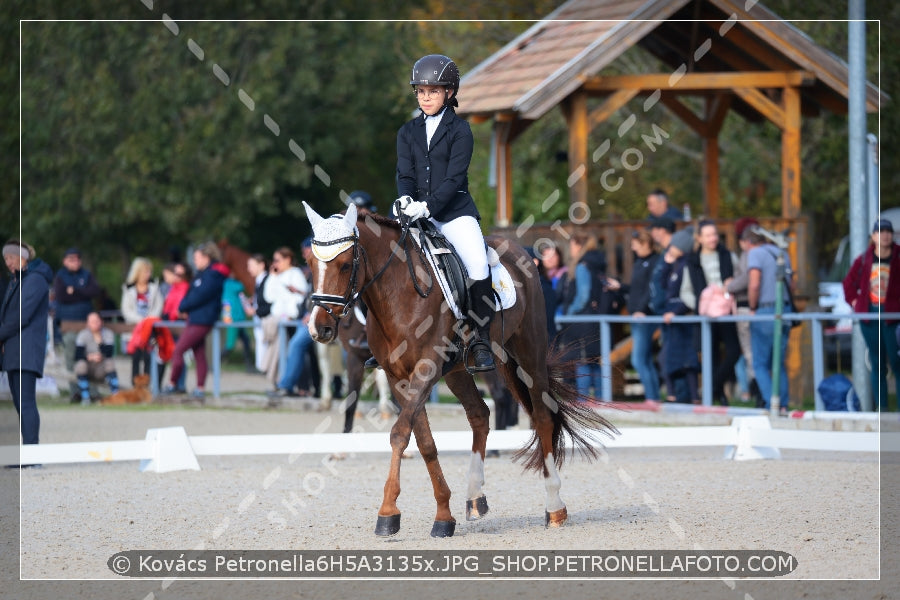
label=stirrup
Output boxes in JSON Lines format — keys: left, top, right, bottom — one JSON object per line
{"left": 364, "top": 355, "right": 379, "bottom": 369}
{"left": 464, "top": 339, "right": 495, "bottom": 373}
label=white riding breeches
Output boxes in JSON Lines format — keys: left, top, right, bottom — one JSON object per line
{"left": 432, "top": 215, "right": 489, "bottom": 280}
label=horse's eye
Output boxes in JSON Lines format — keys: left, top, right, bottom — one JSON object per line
{"left": 340, "top": 263, "right": 352, "bottom": 273}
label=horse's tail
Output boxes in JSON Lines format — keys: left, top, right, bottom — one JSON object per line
{"left": 512, "top": 342, "right": 619, "bottom": 473}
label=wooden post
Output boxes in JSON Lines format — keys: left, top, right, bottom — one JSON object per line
{"left": 703, "top": 136, "right": 720, "bottom": 218}
{"left": 564, "top": 91, "right": 589, "bottom": 210}
{"left": 493, "top": 120, "right": 514, "bottom": 227}
{"left": 702, "top": 94, "right": 730, "bottom": 218}
{"left": 781, "top": 86, "right": 801, "bottom": 219}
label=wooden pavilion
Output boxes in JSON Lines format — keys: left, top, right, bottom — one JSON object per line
{"left": 457, "top": 0, "right": 885, "bottom": 228}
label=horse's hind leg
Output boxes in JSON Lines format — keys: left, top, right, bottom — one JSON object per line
{"left": 499, "top": 351, "right": 568, "bottom": 527}
{"left": 445, "top": 370, "right": 490, "bottom": 521}
{"left": 341, "top": 351, "right": 365, "bottom": 433}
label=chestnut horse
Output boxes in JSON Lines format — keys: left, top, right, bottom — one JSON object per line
{"left": 216, "top": 240, "right": 255, "bottom": 296}
{"left": 303, "top": 202, "right": 616, "bottom": 537}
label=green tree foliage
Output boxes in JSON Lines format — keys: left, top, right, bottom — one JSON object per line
{"left": 3, "top": 0, "right": 895, "bottom": 299}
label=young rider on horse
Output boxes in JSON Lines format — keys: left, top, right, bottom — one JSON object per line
{"left": 394, "top": 54, "right": 495, "bottom": 371}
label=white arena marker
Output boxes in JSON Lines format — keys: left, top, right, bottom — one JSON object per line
{"left": 139, "top": 426, "right": 200, "bottom": 473}
{"left": 724, "top": 416, "right": 780, "bottom": 461}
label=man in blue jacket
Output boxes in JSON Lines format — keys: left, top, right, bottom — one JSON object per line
{"left": 1, "top": 239, "right": 53, "bottom": 452}
{"left": 53, "top": 247, "right": 101, "bottom": 371}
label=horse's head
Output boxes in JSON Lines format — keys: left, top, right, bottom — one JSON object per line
{"left": 303, "top": 201, "right": 360, "bottom": 343}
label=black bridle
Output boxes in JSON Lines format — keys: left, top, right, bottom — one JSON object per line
{"left": 308, "top": 232, "right": 363, "bottom": 324}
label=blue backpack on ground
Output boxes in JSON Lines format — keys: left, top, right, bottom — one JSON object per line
{"left": 817, "top": 374, "right": 861, "bottom": 411}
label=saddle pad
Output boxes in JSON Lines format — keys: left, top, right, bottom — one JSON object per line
{"left": 409, "top": 229, "right": 516, "bottom": 319}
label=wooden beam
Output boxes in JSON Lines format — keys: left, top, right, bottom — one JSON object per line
{"left": 467, "top": 114, "right": 492, "bottom": 125}
{"left": 705, "top": 93, "right": 732, "bottom": 137}
{"left": 587, "top": 89, "right": 639, "bottom": 131}
{"left": 781, "top": 86, "right": 801, "bottom": 219}
{"left": 563, "top": 91, "right": 589, "bottom": 210}
{"left": 733, "top": 87, "right": 785, "bottom": 129}
{"left": 660, "top": 94, "right": 708, "bottom": 136}
{"left": 584, "top": 71, "right": 815, "bottom": 92}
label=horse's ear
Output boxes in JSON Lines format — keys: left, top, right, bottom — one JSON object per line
{"left": 303, "top": 201, "right": 325, "bottom": 229}
{"left": 344, "top": 202, "right": 358, "bottom": 228}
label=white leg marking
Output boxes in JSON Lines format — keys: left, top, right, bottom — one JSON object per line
{"left": 467, "top": 451, "right": 485, "bottom": 499}
{"left": 543, "top": 454, "right": 565, "bottom": 512}
{"left": 376, "top": 369, "right": 391, "bottom": 413}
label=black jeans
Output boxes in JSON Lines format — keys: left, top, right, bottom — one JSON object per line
{"left": 711, "top": 321, "right": 741, "bottom": 401}
{"left": 9, "top": 370, "right": 40, "bottom": 444}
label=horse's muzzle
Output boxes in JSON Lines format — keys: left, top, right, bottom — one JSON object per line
{"left": 309, "top": 315, "right": 336, "bottom": 343}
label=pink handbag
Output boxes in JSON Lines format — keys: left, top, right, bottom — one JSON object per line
{"left": 698, "top": 284, "right": 736, "bottom": 317}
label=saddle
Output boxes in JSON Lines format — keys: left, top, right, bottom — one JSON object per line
{"left": 409, "top": 220, "right": 472, "bottom": 319}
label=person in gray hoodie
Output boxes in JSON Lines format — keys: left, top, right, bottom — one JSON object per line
{"left": 1, "top": 239, "right": 54, "bottom": 451}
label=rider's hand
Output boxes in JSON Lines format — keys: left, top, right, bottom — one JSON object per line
{"left": 395, "top": 195, "right": 413, "bottom": 210}
{"left": 401, "top": 200, "right": 430, "bottom": 221}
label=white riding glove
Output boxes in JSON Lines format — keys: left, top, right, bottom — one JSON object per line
{"left": 401, "top": 200, "right": 430, "bottom": 221}
{"left": 395, "top": 195, "right": 413, "bottom": 210}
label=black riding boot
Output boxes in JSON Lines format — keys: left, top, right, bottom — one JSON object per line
{"left": 466, "top": 276, "right": 496, "bottom": 372}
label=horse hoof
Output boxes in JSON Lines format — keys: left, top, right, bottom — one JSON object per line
{"left": 466, "top": 494, "right": 489, "bottom": 520}
{"left": 375, "top": 514, "right": 401, "bottom": 537}
{"left": 545, "top": 507, "right": 568, "bottom": 528}
{"left": 430, "top": 519, "right": 456, "bottom": 537}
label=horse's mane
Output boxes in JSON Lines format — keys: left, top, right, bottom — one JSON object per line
{"left": 358, "top": 211, "right": 401, "bottom": 231}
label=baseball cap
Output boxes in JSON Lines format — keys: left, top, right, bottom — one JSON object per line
{"left": 348, "top": 190, "right": 377, "bottom": 212}
{"left": 63, "top": 247, "right": 81, "bottom": 257}
{"left": 649, "top": 216, "right": 676, "bottom": 233}
{"left": 873, "top": 218, "right": 894, "bottom": 233}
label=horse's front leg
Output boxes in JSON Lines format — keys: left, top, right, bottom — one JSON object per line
{"left": 410, "top": 405, "right": 456, "bottom": 537}
{"left": 375, "top": 404, "right": 415, "bottom": 536}
{"left": 374, "top": 372, "right": 433, "bottom": 537}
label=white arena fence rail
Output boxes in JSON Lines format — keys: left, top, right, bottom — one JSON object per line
{"left": 1, "top": 417, "right": 892, "bottom": 472}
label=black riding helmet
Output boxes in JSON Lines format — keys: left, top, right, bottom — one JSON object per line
{"left": 347, "top": 190, "right": 377, "bottom": 213}
{"left": 409, "top": 54, "right": 460, "bottom": 108}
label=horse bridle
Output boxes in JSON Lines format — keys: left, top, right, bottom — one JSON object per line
{"left": 308, "top": 232, "right": 364, "bottom": 324}
{"left": 309, "top": 214, "right": 432, "bottom": 327}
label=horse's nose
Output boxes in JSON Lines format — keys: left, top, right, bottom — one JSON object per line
{"left": 317, "top": 325, "right": 334, "bottom": 342}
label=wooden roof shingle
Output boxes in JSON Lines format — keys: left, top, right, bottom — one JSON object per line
{"left": 457, "top": 0, "right": 884, "bottom": 121}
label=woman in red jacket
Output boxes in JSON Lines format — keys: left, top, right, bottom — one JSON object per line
{"left": 842, "top": 219, "right": 900, "bottom": 411}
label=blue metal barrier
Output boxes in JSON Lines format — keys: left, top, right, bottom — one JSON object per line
{"left": 556, "top": 311, "right": 900, "bottom": 410}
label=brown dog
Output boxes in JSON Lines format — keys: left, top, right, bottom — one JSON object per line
{"left": 101, "top": 373, "right": 152, "bottom": 406}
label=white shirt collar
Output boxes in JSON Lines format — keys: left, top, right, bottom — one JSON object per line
{"left": 424, "top": 108, "right": 446, "bottom": 148}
